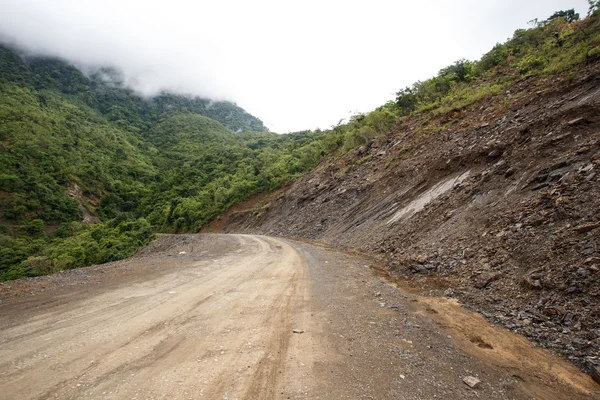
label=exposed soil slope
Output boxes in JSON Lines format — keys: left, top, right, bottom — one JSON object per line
{"left": 0, "top": 234, "right": 598, "bottom": 399}
{"left": 217, "top": 63, "right": 600, "bottom": 378}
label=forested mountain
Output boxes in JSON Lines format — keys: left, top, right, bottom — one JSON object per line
{"left": 2, "top": 6, "right": 599, "bottom": 281}
{"left": 2, "top": 49, "right": 266, "bottom": 133}
{"left": 0, "top": 45, "right": 340, "bottom": 280}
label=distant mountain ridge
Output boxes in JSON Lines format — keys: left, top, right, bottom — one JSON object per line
{"left": 0, "top": 45, "right": 266, "bottom": 133}
{"left": 0, "top": 43, "right": 336, "bottom": 280}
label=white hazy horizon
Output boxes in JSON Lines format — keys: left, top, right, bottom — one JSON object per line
{"left": 0, "top": 0, "right": 591, "bottom": 132}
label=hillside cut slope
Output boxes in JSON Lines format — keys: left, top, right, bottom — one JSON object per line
{"left": 216, "top": 60, "right": 600, "bottom": 376}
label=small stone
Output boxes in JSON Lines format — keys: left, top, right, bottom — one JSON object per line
{"left": 580, "top": 163, "right": 594, "bottom": 173}
{"left": 576, "top": 145, "right": 591, "bottom": 154}
{"left": 424, "top": 263, "right": 438, "bottom": 271}
{"left": 408, "top": 264, "right": 427, "bottom": 274}
{"left": 488, "top": 149, "right": 501, "bottom": 158}
{"left": 568, "top": 117, "right": 585, "bottom": 126}
{"left": 415, "top": 254, "right": 428, "bottom": 264}
{"left": 463, "top": 376, "right": 481, "bottom": 388}
{"left": 559, "top": 171, "right": 576, "bottom": 184}
{"left": 574, "top": 223, "right": 600, "bottom": 234}
{"left": 577, "top": 268, "right": 588, "bottom": 278}
{"left": 543, "top": 307, "right": 564, "bottom": 316}
{"left": 475, "top": 273, "right": 504, "bottom": 289}
{"left": 566, "top": 286, "right": 579, "bottom": 294}
{"left": 555, "top": 196, "right": 568, "bottom": 205}
{"left": 582, "top": 247, "right": 595, "bottom": 255}
{"left": 522, "top": 274, "right": 543, "bottom": 290}
{"left": 292, "top": 329, "right": 304, "bottom": 334}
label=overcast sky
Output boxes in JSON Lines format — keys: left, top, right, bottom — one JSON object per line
{"left": 0, "top": 0, "right": 591, "bottom": 132}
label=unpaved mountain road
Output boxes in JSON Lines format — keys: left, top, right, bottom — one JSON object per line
{"left": 0, "top": 235, "right": 598, "bottom": 400}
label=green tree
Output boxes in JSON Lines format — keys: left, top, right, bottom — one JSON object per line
{"left": 26, "top": 219, "right": 45, "bottom": 236}
{"left": 395, "top": 86, "right": 418, "bottom": 115}
{"left": 546, "top": 9, "right": 580, "bottom": 23}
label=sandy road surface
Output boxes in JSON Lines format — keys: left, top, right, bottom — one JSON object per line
{"left": 0, "top": 234, "right": 598, "bottom": 399}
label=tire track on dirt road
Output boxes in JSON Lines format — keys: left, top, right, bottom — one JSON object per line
{"left": 0, "top": 234, "right": 598, "bottom": 399}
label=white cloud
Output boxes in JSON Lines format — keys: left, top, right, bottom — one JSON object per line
{"left": 0, "top": 0, "right": 590, "bottom": 132}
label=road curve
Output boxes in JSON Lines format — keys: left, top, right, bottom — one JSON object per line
{"left": 0, "top": 234, "right": 598, "bottom": 399}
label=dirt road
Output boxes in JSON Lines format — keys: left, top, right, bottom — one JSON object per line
{"left": 0, "top": 234, "right": 598, "bottom": 399}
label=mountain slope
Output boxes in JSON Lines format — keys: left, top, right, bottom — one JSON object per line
{"left": 0, "top": 46, "right": 337, "bottom": 280}
{"left": 211, "top": 10, "right": 600, "bottom": 377}
{"left": 8, "top": 51, "right": 267, "bottom": 133}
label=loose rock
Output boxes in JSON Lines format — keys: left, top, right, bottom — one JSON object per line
{"left": 463, "top": 376, "right": 481, "bottom": 388}
{"left": 574, "top": 222, "right": 600, "bottom": 234}
{"left": 522, "top": 274, "right": 543, "bottom": 290}
{"left": 408, "top": 264, "right": 427, "bottom": 274}
{"left": 568, "top": 117, "right": 585, "bottom": 126}
{"left": 474, "top": 273, "right": 504, "bottom": 289}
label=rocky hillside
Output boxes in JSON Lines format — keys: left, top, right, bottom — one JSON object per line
{"left": 211, "top": 19, "right": 600, "bottom": 378}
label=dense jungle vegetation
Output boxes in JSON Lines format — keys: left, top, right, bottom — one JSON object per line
{"left": 1, "top": 6, "right": 599, "bottom": 280}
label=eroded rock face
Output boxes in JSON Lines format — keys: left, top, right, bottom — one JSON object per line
{"left": 67, "top": 182, "right": 100, "bottom": 224}
{"left": 220, "top": 64, "right": 600, "bottom": 374}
